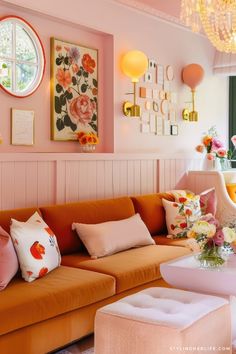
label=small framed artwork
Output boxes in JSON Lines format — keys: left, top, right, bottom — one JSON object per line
{"left": 51, "top": 38, "right": 98, "bottom": 141}
{"left": 163, "top": 119, "right": 171, "bottom": 136}
{"left": 144, "top": 72, "right": 153, "bottom": 83}
{"left": 148, "top": 59, "right": 157, "bottom": 70}
{"left": 149, "top": 114, "right": 156, "bottom": 133}
{"left": 141, "top": 112, "right": 149, "bottom": 123}
{"left": 166, "top": 65, "right": 174, "bottom": 81}
{"left": 171, "top": 124, "right": 178, "bottom": 136}
{"left": 156, "top": 116, "right": 163, "bottom": 136}
{"left": 157, "top": 65, "right": 164, "bottom": 85}
{"left": 11, "top": 109, "right": 34, "bottom": 145}
{"left": 140, "top": 123, "right": 150, "bottom": 134}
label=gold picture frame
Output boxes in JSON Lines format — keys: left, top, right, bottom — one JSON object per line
{"left": 50, "top": 38, "right": 98, "bottom": 141}
{"left": 11, "top": 109, "right": 35, "bottom": 146}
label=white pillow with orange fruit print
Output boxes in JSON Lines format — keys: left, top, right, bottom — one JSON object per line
{"left": 10, "top": 212, "right": 61, "bottom": 282}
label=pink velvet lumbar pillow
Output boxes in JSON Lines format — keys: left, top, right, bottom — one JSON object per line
{"left": 200, "top": 188, "right": 216, "bottom": 216}
{"left": 0, "top": 226, "right": 18, "bottom": 291}
{"left": 72, "top": 213, "right": 155, "bottom": 258}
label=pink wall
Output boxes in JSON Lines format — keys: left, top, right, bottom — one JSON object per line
{"left": 0, "top": 2, "right": 114, "bottom": 152}
{"left": 1, "top": 0, "right": 229, "bottom": 155}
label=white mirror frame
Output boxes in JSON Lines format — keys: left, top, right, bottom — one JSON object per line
{"left": 0, "top": 16, "right": 45, "bottom": 97}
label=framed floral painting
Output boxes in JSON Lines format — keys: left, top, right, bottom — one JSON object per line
{"left": 50, "top": 38, "right": 98, "bottom": 141}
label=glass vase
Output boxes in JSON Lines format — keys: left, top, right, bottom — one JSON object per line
{"left": 80, "top": 144, "right": 96, "bottom": 153}
{"left": 219, "top": 158, "right": 231, "bottom": 171}
{"left": 201, "top": 156, "right": 220, "bottom": 171}
{"left": 197, "top": 246, "right": 225, "bottom": 269}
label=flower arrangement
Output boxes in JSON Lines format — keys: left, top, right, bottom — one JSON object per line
{"left": 196, "top": 126, "right": 228, "bottom": 161}
{"left": 187, "top": 214, "right": 236, "bottom": 267}
{"left": 75, "top": 131, "right": 99, "bottom": 146}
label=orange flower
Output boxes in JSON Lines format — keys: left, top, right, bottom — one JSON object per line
{"left": 196, "top": 144, "right": 204, "bottom": 153}
{"left": 72, "top": 63, "right": 79, "bottom": 73}
{"left": 79, "top": 135, "right": 89, "bottom": 145}
{"left": 76, "top": 131, "right": 86, "bottom": 140}
{"left": 203, "top": 135, "right": 212, "bottom": 147}
{"left": 92, "top": 88, "right": 98, "bottom": 95}
{"left": 179, "top": 197, "right": 187, "bottom": 203}
{"left": 82, "top": 53, "right": 96, "bottom": 74}
{"left": 56, "top": 68, "right": 72, "bottom": 89}
{"left": 56, "top": 45, "right": 62, "bottom": 51}
{"left": 185, "top": 209, "right": 192, "bottom": 216}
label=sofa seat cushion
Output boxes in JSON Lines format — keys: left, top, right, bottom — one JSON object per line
{"left": 0, "top": 265, "right": 115, "bottom": 336}
{"left": 40, "top": 197, "right": 135, "bottom": 255}
{"left": 62, "top": 245, "right": 190, "bottom": 294}
{"left": 153, "top": 235, "right": 191, "bottom": 248}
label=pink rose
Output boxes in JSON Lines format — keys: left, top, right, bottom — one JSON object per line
{"left": 200, "top": 214, "right": 219, "bottom": 228}
{"left": 207, "top": 153, "right": 215, "bottom": 161}
{"left": 211, "top": 137, "right": 224, "bottom": 151}
{"left": 217, "top": 148, "right": 227, "bottom": 158}
{"left": 213, "top": 229, "right": 225, "bottom": 246}
{"left": 231, "top": 135, "right": 236, "bottom": 147}
{"left": 69, "top": 95, "right": 96, "bottom": 125}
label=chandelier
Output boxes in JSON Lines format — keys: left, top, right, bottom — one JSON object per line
{"left": 181, "top": 0, "right": 236, "bottom": 53}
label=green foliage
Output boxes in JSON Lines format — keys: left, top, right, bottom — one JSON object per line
{"left": 93, "top": 79, "right": 97, "bottom": 88}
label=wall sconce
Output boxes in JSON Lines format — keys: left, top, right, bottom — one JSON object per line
{"left": 182, "top": 63, "right": 204, "bottom": 122}
{"left": 121, "top": 50, "right": 148, "bottom": 117}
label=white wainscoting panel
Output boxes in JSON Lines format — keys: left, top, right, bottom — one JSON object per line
{"left": 0, "top": 153, "right": 201, "bottom": 210}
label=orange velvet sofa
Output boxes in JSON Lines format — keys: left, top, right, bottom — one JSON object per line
{"left": 0, "top": 193, "right": 190, "bottom": 354}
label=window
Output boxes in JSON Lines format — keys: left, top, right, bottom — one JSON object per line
{"left": 0, "top": 16, "right": 45, "bottom": 97}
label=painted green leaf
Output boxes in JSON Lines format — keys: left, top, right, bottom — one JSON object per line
{"left": 83, "top": 71, "right": 89, "bottom": 78}
{"left": 64, "top": 56, "right": 69, "bottom": 65}
{"left": 60, "top": 94, "right": 66, "bottom": 106}
{"left": 56, "top": 57, "right": 63, "bottom": 66}
{"left": 72, "top": 76, "right": 77, "bottom": 85}
{"left": 81, "top": 84, "right": 87, "bottom": 93}
{"left": 89, "top": 122, "right": 97, "bottom": 132}
{"left": 56, "top": 119, "right": 64, "bottom": 131}
{"left": 77, "top": 70, "right": 82, "bottom": 76}
{"left": 64, "top": 115, "right": 72, "bottom": 127}
{"left": 55, "top": 96, "right": 61, "bottom": 114}
{"left": 70, "top": 121, "right": 77, "bottom": 131}
{"left": 56, "top": 84, "right": 63, "bottom": 93}
{"left": 65, "top": 90, "right": 73, "bottom": 100}
{"left": 92, "top": 114, "right": 97, "bottom": 121}
{"left": 93, "top": 79, "right": 97, "bottom": 88}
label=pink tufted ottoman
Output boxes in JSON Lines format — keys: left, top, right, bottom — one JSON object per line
{"left": 95, "top": 287, "right": 231, "bottom": 354}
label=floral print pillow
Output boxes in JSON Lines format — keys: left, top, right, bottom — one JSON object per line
{"left": 162, "top": 196, "right": 201, "bottom": 239}
{"left": 10, "top": 212, "right": 61, "bottom": 282}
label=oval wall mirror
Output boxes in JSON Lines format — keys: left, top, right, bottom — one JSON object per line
{"left": 0, "top": 16, "right": 45, "bottom": 97}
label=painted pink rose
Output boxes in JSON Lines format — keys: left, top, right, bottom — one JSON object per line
{"left": 69, "top": 95, "right": 96, "bottom": 125}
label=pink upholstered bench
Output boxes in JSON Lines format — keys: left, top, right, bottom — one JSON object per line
{"left": 95, "top": 287, "right": 231, "bottom": 354}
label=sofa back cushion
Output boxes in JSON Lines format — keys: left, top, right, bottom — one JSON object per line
{"left": 131, "top": 193, "right": 174, "bottom": 235}
{"left": 0, "top": 207, "right": 41, "bottom": 233}
{"left": 40, "top": 197, "right": 135, "bottom": 255}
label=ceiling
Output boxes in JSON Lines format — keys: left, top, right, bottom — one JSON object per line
{"left": 113, "top": 0, "right": 182, "bottom": 22}
{"left": 133, "top": 0, "right": 181, "bottom": 19}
